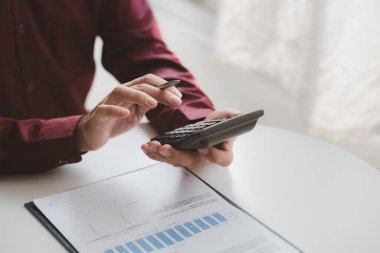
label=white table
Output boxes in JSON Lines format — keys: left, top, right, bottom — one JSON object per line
{"left": 1, "top": 124, "right": 379, "bottom": 253}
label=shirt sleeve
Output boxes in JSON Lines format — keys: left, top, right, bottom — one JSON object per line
{"left": 98, "top": 0, "right": 215, "bottom": 134}
{"left": 0, "top": 116, "right": 83, "bottom": 173}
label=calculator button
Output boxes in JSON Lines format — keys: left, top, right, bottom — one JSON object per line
{"left": 151, "top": 118, "right": 226, "bottom": 145}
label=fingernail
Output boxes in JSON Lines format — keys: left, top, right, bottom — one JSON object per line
{"left": 174, "top": 90, "right": 182, "bottom": 98}
{"left": 146, "top": 97, "right": 157, "bottom": 107}
{"left": 150, "top": 146, "right": 159, "bottom": 153}
{"left": 170, "top": 96, "right": 182, "bottom": 106}
{"left": 141, "top": 145, "right": 148, "bottom": 154}
{"left": 160, "top": 149, "right": 172, "bottom": 157}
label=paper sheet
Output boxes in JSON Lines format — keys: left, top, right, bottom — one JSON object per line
{"left": 34, "top": 163, "right": 301, "bottom": 253}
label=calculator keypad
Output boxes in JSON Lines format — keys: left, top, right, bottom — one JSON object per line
{"left": 152, "top": 119, "right": 224, "bottom": 145}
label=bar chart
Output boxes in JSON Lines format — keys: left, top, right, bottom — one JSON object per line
{"left": 104, "top": 212, "right": 228, "bottom": 253}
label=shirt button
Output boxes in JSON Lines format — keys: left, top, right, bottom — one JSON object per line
{"left": 17, "top": 24, "right": 25, "bottom": 34}
{"left": 26, "top": 81, "right": 35, "bottom": 91}
{"left": 58, "top": 160, "right": 68, "bottom": 165}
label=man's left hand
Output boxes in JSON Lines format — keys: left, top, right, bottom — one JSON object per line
{"left": 141, "top": 108, "right": 242, "bottom": 169}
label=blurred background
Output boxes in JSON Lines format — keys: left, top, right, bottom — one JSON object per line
{"left": 87, "top": 0, "right": 380, "bottom": 170}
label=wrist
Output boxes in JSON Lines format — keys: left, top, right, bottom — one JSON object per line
{"left": 74, "top": 116, "right": 90, "bottom": 152}
{"left": 75, "top": 114, "right": 112, "bottom": 152}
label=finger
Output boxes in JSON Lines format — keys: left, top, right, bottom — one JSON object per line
{"left": 127, "top": 73, "right": 166, "bottom": 86}
{"left": 145, "top": 141, "right": 175, "bottom": 163}
{"left": 146, "top": 140, "right": 161, "bottom": 153}
{"left": 146, "top": 141, "right": 209, "bottom": 168}
{"left": 145, "top": 149, "right": 167, "bottom": 163}
{"left": 198, "top": 139, "right": 234, "bottom": 166}
{"left": 93, "top": 104, "right": 130, "bottom": 123}
{"left": 165, "top": 85, "right": 182, "bottom": 98}
{"left": 141, "top": 143, "right": 151, "bottom": 155}
{"left": 105, "top": 85, "right": 158, "bottom": 109}
{"left": 198, "top": 147, "right": 210, "bottom": 155}
{"left": 206, "top": 108, "right": 243, "bottom": 120}
{"left": 199, "top": 139, "right": 233, "bottom": 154}
{"left": 132, "top": 83, "right": 182, "bottom": 107}
{"left": 158, "top": 144, "right": 209, "bottom": 169}
{"left": 159, "top": 82, "right": 182, "bottom": 98}
{"left": 214, "top": 139, "right": 234, "bottom": 151}
{"left": 222, "top": 108, "right": 244, "bottom": 118}
{"left": 126, "top": 74, "right": 182, "bottom": 98}
{"left": 204, "top": 146, "right": 233, "bottom": 167}
{"left": 142, "top": 143, "right": 180, "bottom": 166}
{"left": 142, "top": 142, "right": 162, "bottom": 159}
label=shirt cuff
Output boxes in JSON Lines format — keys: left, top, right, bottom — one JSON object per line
{"left": 26, "top": 115, "right": 84, "bottom": 168}
{"left": 0, "top": 115, "right": 83, "bottom": 173}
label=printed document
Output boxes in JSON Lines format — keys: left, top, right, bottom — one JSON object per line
{"left": 32, "top": 163, "right": 301, "bottom": 253}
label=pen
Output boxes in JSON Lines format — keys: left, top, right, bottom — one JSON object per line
{"left": 158, "top": 80, "right": 181, "bottom": 90}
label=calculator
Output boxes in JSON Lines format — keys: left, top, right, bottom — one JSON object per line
{"left": 151, "top": 110, "right": 264, "bottom": 150}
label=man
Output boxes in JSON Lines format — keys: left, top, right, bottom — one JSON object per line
{"left": 0, "top": 0, "right": 239, "bottom": 173}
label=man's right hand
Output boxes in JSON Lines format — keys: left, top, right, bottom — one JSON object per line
{"left": 75, "top": 74, "right": 182, "bottom": 152}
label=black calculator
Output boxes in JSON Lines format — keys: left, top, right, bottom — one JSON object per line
{"left": 151, "top": 110, "right": 264, "bottom": 150}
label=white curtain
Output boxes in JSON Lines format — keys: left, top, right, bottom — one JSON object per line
{"left": 214, "top": 0, "right": 380, "bottom": 141}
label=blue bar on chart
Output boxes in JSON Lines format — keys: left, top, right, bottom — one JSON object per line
{"left": 194, "top": 218, "right": 210, "bottom": 230}
{"left": 126, "top": 242, "right": 142, "bottom": 253}
{"left": 166, "top": 228, "right": 184, "bottom": 242}
{"left": 146, "top": 235, "right": 164, "bottom": 249}
{"left": 175, "top": 225, "right": 192, "bottom": 238}
{"left": 105, "top": 212, "right": 229, "bottom": 253}
{"left": 115, "top": 245, "right": 129, "bottom": 253}
{"left": 204, "top": 215, "right": 219, "bottom": 226}
{"left": 136, "top": 239, "right": 154, "bottom": 252}
{"left": 156, "top": 232, "right": 174, "bottom": 246}
{"left": 184, "top": 222, "right": 201, "bottom": 234}
{"left": 212, "top": 212, "right": 227, "bottom": 222}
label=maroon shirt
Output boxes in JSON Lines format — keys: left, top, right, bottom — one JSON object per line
{"left": 0, "top": 0, "right": 214, "bottom": 173}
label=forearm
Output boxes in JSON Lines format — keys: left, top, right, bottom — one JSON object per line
{"left": 0, "top": 116, "right": 83, "bottom": 173}
{"left": 99, "top": 0, "right": 215, "bottom": 133}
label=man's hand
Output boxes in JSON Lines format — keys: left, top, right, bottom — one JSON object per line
{"left": 141, "top": 108, "right": 242, "bottom": 169}
{"left": 75, "top": 74, "right": 182, "bottom": 152}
